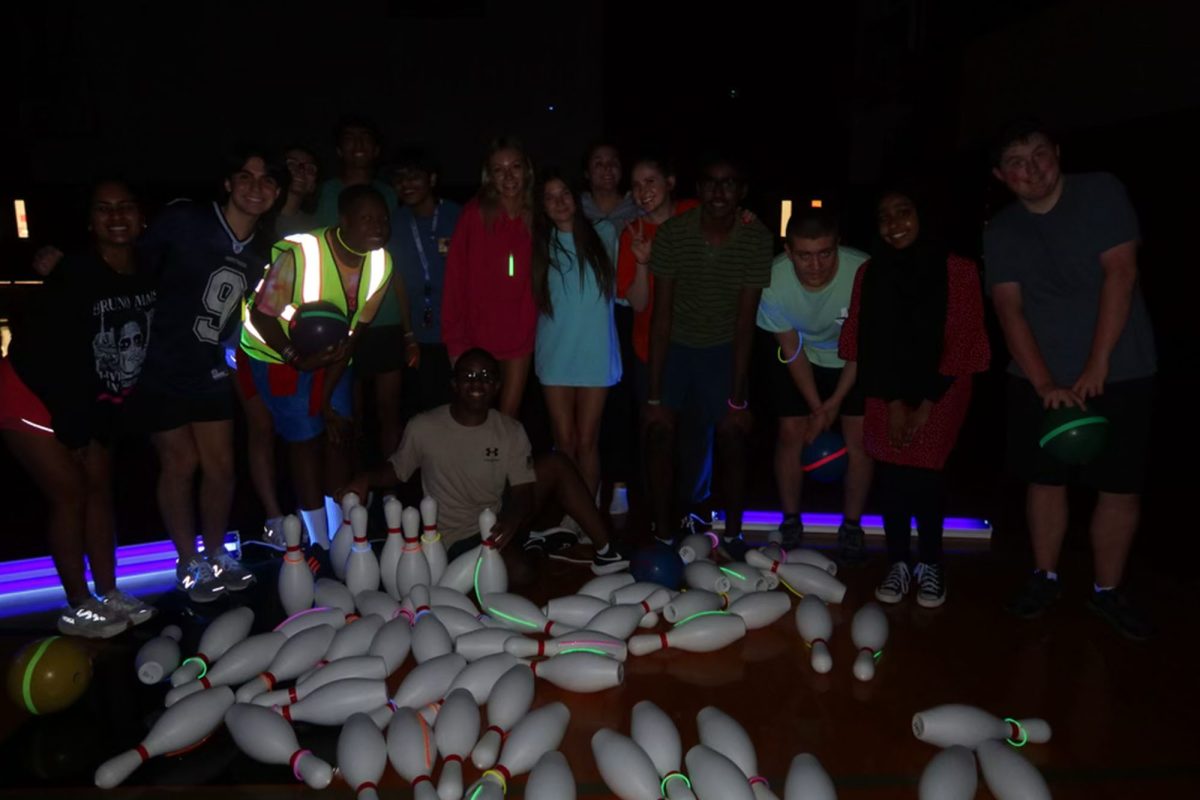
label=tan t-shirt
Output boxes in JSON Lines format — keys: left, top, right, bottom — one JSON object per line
{"left": 388, "top": 405, "right": 537, "bottom": 545}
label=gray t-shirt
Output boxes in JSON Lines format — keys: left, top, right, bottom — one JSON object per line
{"left": 984, "top": 172, "right": 1156, "bottom": 385}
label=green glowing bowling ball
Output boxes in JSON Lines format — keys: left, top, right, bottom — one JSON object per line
{"left": 1039, "top": 406, "right": 1110, "bottom": 465}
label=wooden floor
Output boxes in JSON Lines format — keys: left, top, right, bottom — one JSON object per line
{"left": 1, "top": 526, "right": 1197, "bottom": 799}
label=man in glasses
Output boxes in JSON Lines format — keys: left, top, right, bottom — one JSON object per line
{"left": 387, "top": 149, "right": 461, "bottom": 417}
{"left": 340, "top": 348, "right": 629, "bottom": 577}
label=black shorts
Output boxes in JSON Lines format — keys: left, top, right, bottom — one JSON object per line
{"left": 354, "top": 324, "right": 406, "bottom": 376}
{"left": 1006, "top": 375, "right": 1154, "bottom": 494}
{"left": 401, "top": 343, "right": 453, "bottom": 418}
{"left": 765, "top": 346, "right": 865, "bottom": 418}
{"left": 129, "top": 383, "right": 235, "bottom": 433}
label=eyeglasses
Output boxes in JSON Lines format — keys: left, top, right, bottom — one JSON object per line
{"left": 461, "top": 368, "right": 498, "bottom": 383}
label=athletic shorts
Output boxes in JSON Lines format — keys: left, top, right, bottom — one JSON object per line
{"left": 0, "top": 358, "right": 53, "bottom": 437}
{"left": 764, "top": 349, "right": 865, "bottom": 418}
{"left": 247, "top": 357, "right": 353, "bottom": 443}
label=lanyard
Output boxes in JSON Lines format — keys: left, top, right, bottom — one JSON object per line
{"left": 408, "top": 201, "right": 441, "bottom": 285}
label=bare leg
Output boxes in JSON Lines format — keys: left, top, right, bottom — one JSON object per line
{"left": 1027, "top": 483, "right": 1069, "bottom": 573}
{"left": 775, "top": 416, "right": 807, "bottom": 515}
{"left": 532, "top": 452, "right": 612, "bottom": 550}
{"left": 715, "top": 412, "right": 750, "bottom": 540}
{"left": 239, "top": 390, "right": 283, "bottom": 520}
{"left": 191, "top": 421, "right": 235, "bottom": 556}
{"left": 151, "top": 426, "right": 201, "bottom": 562}
{"left": 841, "top": 414, "right": 872, "bottom": 522}
{"left": 573, "top": 386, "right": 609, "bottom": 500}
{"left": 497, "top": 355, "right": 531, "bottom": 418}
{"left": 1091, "top": 492, "right": 1140, "bottom": 587}
{"left": 542, "top": 384, "right": 580, "bottom": 463}
{"left": 82, "top": 442, "right": 117, "bottom": 594}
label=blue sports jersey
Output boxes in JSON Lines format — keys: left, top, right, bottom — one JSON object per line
{"left": 139, "top": 201, "right": 268, "bottom": 395}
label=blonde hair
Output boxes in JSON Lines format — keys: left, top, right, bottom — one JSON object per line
{"left": 478, "top": 136, "right": 535, "bottom": 229}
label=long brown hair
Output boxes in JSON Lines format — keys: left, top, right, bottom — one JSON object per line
{"left": 531, "top": 170, "right": 615, "bottom": 317}
{"left": 478, "top": 136, "right": 535, "bottom": 230}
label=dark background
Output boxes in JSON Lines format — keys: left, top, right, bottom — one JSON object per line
{"left": 2, "top": 0, "right": 1199, "bottom": 570}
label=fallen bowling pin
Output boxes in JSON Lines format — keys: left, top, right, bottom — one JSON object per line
{"left": 433, "top": 688, "right": 479, "bottom": 800}
{"left": 783, "top": 752, "right": 837, "bottom": 800}
{"left": 94, "top": 686, "right": 234, "bottom": 788}
{"left": 678, "top": 531, "right": 719, "bottom": 563}
{"left": 446, "top": 651, "right": 521, "bottom": 704}
{"left": 631, "top": 700, "right": 696, "bottom": 800}
{"left": 529, "top": 650, "right": 624, "bottom": 692}
{"left": 611, "top": 581, "right": 671, "bottom": 606}
{"left": 730, "top": 591, "right": 792, "bottom": 630}
{"left": 470, "top": 663, "right": 535, "bottom": 769}
{"left": 593, "top": 727, "right": 668, "bottom": 799}
{"left": 165, "top": 631, "right": 286, "bottom": 706}
{"left": 466, "top": 702, "right": 570, "bottom": 796}
{"left": 412, "top": 610, "right": 454, "bottom": 663}
{"left": 758, "top": 560, "right": 846, "bottom": 604}
{"left": 850, "top": 602, "right": 888, "bottom": 682}
{"left": 135, "top": 624, "right": 182, "bottom": 684}
{"left": 432, "top": 605, "right": 485, "bottom": 638}
{"left": 323, "top": 614, "right": 385, "bottom": 663}
{"left": 170, "top": 606, "right": 254, "bottom": 686}
{"left": 577, "top": 571, "right": 635, "bottom": 599}
{"left": 912, "top": 704, "right": 1052, "bottom": 749}
{"left": 314, "top": 577, "right": 357, "bottom": 615}
{"left": 226, "top": 701, "right": 333, "bottom": 789}
{"left": 455, "top": 627, "right": 519, "bottom": 661}
{"left": 685, "top": 744, "right": 756, "bottom": 800}
{"left": 277, "top": 677, "right": 389, "bottom": 726}
{"left": 391, "top": 652, "right": 467, "bottom": 710}
{"left": 746, "top": 545, "right": 837, "bottom": 576}
{"left": 629, "top": 612, "right": 747, "bottom": 656}
{"left": 368, "top": 615, "right": 413, "bottom": 674}
{"left": 338, "top": 711, "right": 387, "bottom": 799}
{"left": 918, "top": 745, "right": 977, "bottom": 800}
{"left": 794, "top": 596, "right": 833, "bottom": 673}
{"left": 505, "top": 629, "right": 628, "bottom": 661}
{"left": 722, "top": 561, "right": 774, "bottom": 592}
{"left": 663, "top": 589, "right": 728, "bottom": 623}
{"left": 356, "top": 589, "right": 402, "bottom": 620}
{"left": 480, "top": 592, "right": 567, "bottom": 635}
{"left": 274, "top": 606, "right": 350, "bottom": 638}
{"left": 976, "top": 739, "right": 1051, "bottom": 800}
{"left": 236, "top": 624, "right": 336, "bottom": 702}
{"left": 685, "top": 561, "right": 732, "bottom": 594}
{"left": 585, "top": 603, "right": 652, "bottom": 639}
{"left": 526, "top": 750, "right": 576, "bottom": 800}
{"left": 697, "top": 706, "right": 778, "bottom": 800}
{"left": 386, "top": 706, "right": 439, "bottom": 800}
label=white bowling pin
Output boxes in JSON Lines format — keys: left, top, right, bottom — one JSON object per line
{"left": 663, "top": 589, "right": 728, "bottom": 623}
{"left": 432, "top": 605, "right": 485, "bottom": 638}
{"left": 166, "top": 631, "right": 286, "bottom": 706}
{"left": 170, "top": 606, "right": 254, "bottom": 686}
{"left": 585, "top": 603, "right": 650, "bottom": 640}
{"left": 526, "top": 750, "right": 575, "bottom": 800}
{"left": 593, "top": 727, "right": 666, "bottom": 799}
{"left": 356, "top": 589, "right": 402, "bottom": 621}
{"left": 252, "top": 655, "right": 388, "bottom": 706}
{"left": 544, "top": 593, "right": 609, "bottom": 626}
{"left": 470, "top": 663, "right": 534, "bottom": 769}
{"left": 94, "top": 686, "right": 235, "bottom": 788}
{"left": 368, "top": 615, "right": 412, "bottom": 674}
{"left": 730, "top": 592, "right": 792, "bottom": 630}
{"left": 918, "top": 745, "right": 977, "bottom": 800}
{"left": 446, "top": 652, "right": 521, "bottom": 704}
{"left": 467, "top": 702, "right": 570, "bottom": 795}
{"left": 386, "top": 706, "right": 440, "bottom": 800}
{"left": 428, "top": 585, "right": 478, "bottom": 615}
{"left": 314, "top": 577, "right": 357, "bottom": 615}
{"left": 338, "top": 712, "right": 387, "bottom": 800}
{"left": 758, "top": 560, "right": 846, "bottom": 604}
{"left": 456, "top": 627, "right": 519, "bottom": 661}
{"left": 697, "top": 706, "right": 778, "bottom": 800}
{"left": 976, "top": 739, "right": 1051, "bottom": 800}
{"left": 632, "top": 701, "right": 696, "bottom": 800}
{"left": 331, "top": 492, "right": 359, "bottom": 580}
{"left": 434, "top": 688, "right": 480, "bottom": 800}
{"left": 345, "top": 505, "right": 380, "bottom": 596}
{"left": 279, "top": 515, "right": 315, "bottom": 616}
{"left": 629, "top": 612, "right": 747, "bottom": 656}
{"left": 686, "top": 744, "right": 756, "bottom": 800}
{"left": 911, "top": 704, "right": 1052, "bottom": 749}
{"left": 686, "top": 561, "right": 733, "bottom": 594}
{"left": 322, "top": 614, "right": 385, "bottom": 665}
{"left": 475, "top": 511, "right": 507, "bottom": 599}
{"left": 236, "top": 624, "right": 336, "bottom": 701}
{"left": 505, "top": 629, "right": 627, "bottom": 661}
{"left": 722, "top": 562, "right": 774, "bottom": 592}
{"left": 577, "top": 571, "right": 635, "bottom": 600}
{"left": 611, "top": 582, "right": 671, "bottom": 607}
{"left": 380, "top": 497, "right": 405, "bottom": 599}
{"left": 274, "top": 606, "right": 350, "bottom": 639}
{"left": 851, "top": 603, "right": 889, "bottom": 682}
{"left": 397, "top": 506, "right": 432, "bottom": 598}
{"left": 225, "top": 701, "right": 333, "bottom": 789}
{"left": 391, "top": 652, "right": 467, "bottom": 710}
{"left": 529, "top": 651, "right": 624, "bottom": 692}
{"left": 420, "top": 496, "right": 448, "bottom": 585}
{"left": 437, "top": 543, "right": 481, "bottom": 593}
{"left": 746, "top": 546, "right": 837, "bottom": 576}
{"left": 794, "top": 596, "right": 834, "bottom": 674}
{"left": 278, "top": 677, "right": 388, "bottom": 726}
{"left": 135, "top": 625, "right": 182, "bottom": 684}
{"left": 412, "top": 611, "right": 454, "bottom": 663}
{"left": 678, "top": 531, "right": 718, "bottom": 563}
{"left": 783, "top": 753, "right": 837, "bottom": 800}
{"left": 480, "top": 592, "right": 566, "bottom": 635}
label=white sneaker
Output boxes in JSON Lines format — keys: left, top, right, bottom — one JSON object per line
{"left": 875, "top": 562, "right": 911, "bottom": 604}
{"left": 177, "top": 557, "right": 225, "bottom": 603}
{"left": 209, "top": 553, "right": 256, "bottom": 592}
{"left": 262, "top": 517, "right": 286, "bottom": 549}
{"left": 57, "top": 596, "right": 129, "bottom": 639}
{"left": 102, "top": 589, "right": 157, "bottom": 625}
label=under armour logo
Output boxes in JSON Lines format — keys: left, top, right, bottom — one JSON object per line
{"left": 485, "top": 448, "right": 499, "bottom": 457}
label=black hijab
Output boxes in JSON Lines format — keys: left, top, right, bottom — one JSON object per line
{"left": 857, "top": 190, "right": 949, "bottom": 405}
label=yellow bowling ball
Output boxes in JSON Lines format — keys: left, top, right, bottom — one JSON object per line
{"left": 6, "top": 636, "right": 93, "bottom": 715}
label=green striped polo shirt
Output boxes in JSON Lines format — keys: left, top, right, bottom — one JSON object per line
{"left": 650, "top": 206, "right": 774, "bottom": 347}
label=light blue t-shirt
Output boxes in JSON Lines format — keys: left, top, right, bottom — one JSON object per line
{"left": 535, "top": 222, "right": 622, "bottom": 387}
{"left": 756, "top": 245, "right": 869, "bottom": 369}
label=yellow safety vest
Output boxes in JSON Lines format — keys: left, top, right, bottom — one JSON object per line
{"left": 241, "top": 227, "right": 390, "bottom": 364}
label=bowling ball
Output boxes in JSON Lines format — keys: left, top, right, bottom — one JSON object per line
{"left": 1039, "top": 406, "right": 1110, "bottom": 466}
{"left": 288, "top": 301, "right": 349, "bottom": 358}
{"left": 6, "top": 636, "right": 93, "bottom": 715}
{"left": 801, "top": 430, "right": 848, "bottom": 483}
{"left": 629, "top": 543, "right": 684, "bottom": 590}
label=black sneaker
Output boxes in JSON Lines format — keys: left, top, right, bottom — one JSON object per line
{"left": 875, "top": 561, "right": 911, "bottom": 604}
{"left": 837, "top": 522, "right": 867, "bottom": 566}
{"left": 778, "top": 517, "right": 804, "bottom": 550}
{"left": 717, "top": 535, "right": 749, "bottom": 562}
{"left": 526, "top": 528, "right": 577, "bottom": 556}
{"left": 1087, "top": 588, "right": 1155, "bottom": 641}
{"left": 1004, "top": 571, "right": 1062, "bottom": 619}
{"left": 592, "top": 547, "right": 630, "bottom": 576}
{"left": 914, "top": 562, "right": 946, "bottom": 608}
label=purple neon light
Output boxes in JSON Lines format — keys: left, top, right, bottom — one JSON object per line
{"left": 720, "top": 511, "right": 991, "bottom": 531}
{"left": 0, "top": 533, "right": 239, "bottom": 582}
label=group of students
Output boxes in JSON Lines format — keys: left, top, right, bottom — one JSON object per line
{"left": 0, "top": 116, "right": 1157, "bottom": 642}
